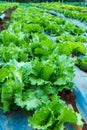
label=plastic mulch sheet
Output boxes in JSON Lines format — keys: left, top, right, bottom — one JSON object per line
{"left": 74, "top": 66, "right": 87, "bottom": 122}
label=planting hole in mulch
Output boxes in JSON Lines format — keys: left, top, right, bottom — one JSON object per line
{"left": 59, "top": 89, "right": 87, "bottom": 130}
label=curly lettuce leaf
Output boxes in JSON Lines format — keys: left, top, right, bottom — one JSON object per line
{"left": 29, "top": 95, "right": 83, "bottom": 130}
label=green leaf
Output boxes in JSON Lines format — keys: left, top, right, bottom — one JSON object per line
{"left": 40, "top": 64, "right": 53, "bottom": 81}
{"left": 29, "top": 77, "right": 45, "bottom": 86}
{"left": 53, "top": 123, "right": 64, "bottom": 130}
{"left": 0, "top": 67, "right": 9, "bottom": 82}
{"left": 29, "top": 106, "right": 54, "bottom": 130}
{"left": 29, "top": 95, "right": 83, "bottom": 130}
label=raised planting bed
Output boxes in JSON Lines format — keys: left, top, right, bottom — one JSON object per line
{"left": 0, "top": 3, "right": 87, "bottom": 130}
{"left": 0, "top": 89, "right": 86, "bottom": 130}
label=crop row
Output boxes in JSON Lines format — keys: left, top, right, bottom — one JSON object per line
{"left": 0, "top": 3, "right": 18, "bottom": 14}
{"left": 38, "top": 2, "right": 87, "bottom": 23}
{"left": 0, "top": 4, "right": 86, "bottom": 129}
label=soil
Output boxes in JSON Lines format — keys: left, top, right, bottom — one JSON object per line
{"left": 83, "top": 124, "right": 87, "bottom": 130}
{"left": 85, "top": 70, "right": 87, "bottom": 73}
{"left": 59, "top": 89, "right": 78, "bottom": 112}
{"left": 0, "top": 7, "right": 17, "bottom": 32}
{"left": 59, "top": 90, "right": 87, "bottom": 130}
